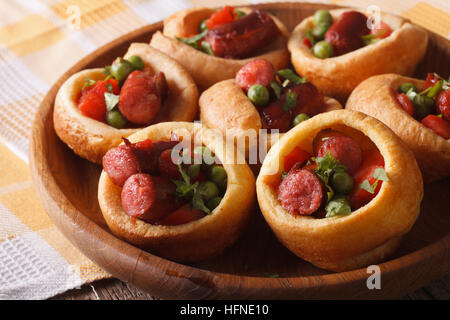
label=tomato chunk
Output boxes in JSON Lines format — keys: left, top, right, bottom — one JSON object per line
{"left": 283, "top": 147, "right": 311, "bottom": 172}
{"left": 303, "top": 37, "right": 312, "bottom": 48}
{"left": 312, "top": 130, "right": 345, "bottom": 154}
{"left": 395, "top": 93, "right": 415, "bottom": 117}
{"left": 370, "top": 21, "right": 392, "bottom": 39}
{"left": 361, "top": 149, "right": 385, "bottom": 168}
{"left": 421, "top": 115, "right": 450, "bottom": 139}
{"left": 78, "top": 79, "right": 119, "bottom": 122}
{"left": 436, "top": 89, "right": 450, "bottom": 122}
{"left": 422, "top": 73, "right": 439, "bottom": 90}
{"left": 157, "top": 204, "right": 205, "bottom": 226}
{"left": 205, "top": 6, "right": 237, "bottom": 30}
{"left": 349, "top": 164, "right": 384, "bottom": 210}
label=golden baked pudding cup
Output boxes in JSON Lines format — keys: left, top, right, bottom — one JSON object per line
{"left": 150, "top": 7, "right": 290, "bottom": 91}
{"left": 98, "top": 122, "right": 256, "bottom": 262}
{"left": 287, "top": 8, "right": 428, "bottom": 102}
{"left": 54, "top": 43, "right": 198, "bottom": 163}
{"left": 347, "top": 73, "right": 450, "bottom": 183}
{"left": 256, "top": 110, "right": 423, "bottom": 271}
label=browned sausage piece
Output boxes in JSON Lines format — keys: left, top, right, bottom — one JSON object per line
{"left": 316, "top": 135, "right": 362, "bottom": 174}
{"left": 235, "top": 59, "right": 276, "bottom": 92}
{"left": 102, "top": 144, "right": 140, "bottom": 187}
{"left": 121, "top": 173, "right": 183, "bottom": 223}
{"left": 260, "top": 100, "right": 292, "bottom": 133}
{"left": 132, "top": 140, "right": 179, "bottom": 175}
{"left": 283, "top": 83, "right": 324, "bottom": 117}
{"left": 158, "top": 149, "right": 182, "bottom": 179}
{"left": 118, "top": 70, "right": 168, "bottom": 124}
{"left": 205, "top": 10, "right": 280, "bottom": 59}
{"left": 324, "top": 11, "right": 370, "bottom": 56}
{"left": 278, "top": 169, "right": 325, "bottom": 215}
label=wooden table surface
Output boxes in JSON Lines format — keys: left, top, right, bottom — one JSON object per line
{"left": 52, "top": 274, "right": 450, "bottom": 300}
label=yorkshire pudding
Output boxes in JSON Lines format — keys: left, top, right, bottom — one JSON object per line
{"left": 287, "top": 9, "right": 428, "bottom": 102}
{"left": 150, "top": 7, "right": 290, "bottom": 90}
{"left": 98, "top": 122, "right": 256, "bottom": 262}
{"left": 346, "top": 73, "right": 450, "bottom": 182}
{"left": 256, "top": 110, "right": 423, "bottom": 271}
{"left": 54, "top": 43, "right": 198, "bottom": 163}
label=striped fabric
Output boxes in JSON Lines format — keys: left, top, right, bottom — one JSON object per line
{"left": 0, "top": 0, "right": 448, "bottom": 300}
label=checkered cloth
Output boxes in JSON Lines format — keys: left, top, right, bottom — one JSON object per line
{"left": 0, "top": 0, "right": 448, "bottom": 300}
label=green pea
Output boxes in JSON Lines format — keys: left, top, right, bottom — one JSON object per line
{"left": 313, "top": 10, "right": 332, "bottom": 27}
{"left": 292, "top": 113, "right": 310, "bottom": 127}
{"left": 247, "top": 84, "right": 270, "bottom": 107}
{"left": 206, "top": 196, "right": 222, "bottom": 211}
{"left": 127, "top": 55, "right": 145, "bottom": 70}
{"left": 105, "top": 109, "right": 127, "bottom": 129}
{"left": 312, "top": 24, "right": 329, "bottom": 40}
{"left": 199, "top": 19, "right": 208, "bottom": 32}
{"left": 208, "top": 165, "right": 227, "bottom": 186}
{"left": 330, "top": 172, "right": 354, "bottom": 195}
{"left": 198, "top": 181, "right": 219, "bottom": 201}
{"left": 111, "top": 58, "right": 133, "bottom": 83}
{"left": 413, "top": 95, "right": 435, "bottom": 119}
{"left": 398, "top": 82, "right": 417, "bottom": 94}
{"left": 187, "top": 164, "right": 201, "bottom": 180}
{"left": 312, "top": 40, "right": 333, "bottom": 59}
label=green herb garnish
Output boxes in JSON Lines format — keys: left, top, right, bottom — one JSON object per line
{"left": 173, "top": 164, "right": 211, "bottom": 214}
{"left": 270, "top": 81, "right": 282, "bottom": 99}
{"left": 313, "top": 151, "right": 346, "bottom": 184}
{"left": 176, "top": 29, "right": 208, "bottom": 49}
{"left": 192, "top": 186, "right": 211, "bottom": 214}
{"left": 236, "top": 10, "right": 246, "bottom": 19}
{"left": 104, "top": 92, "right": 119, "bottom": 112}
{"left": 276, "top": 69, "right": 307, "bottom": 85}
{"left": 359, "top": 167, "right": 389, "bottom": 194}
{"left": 325, "top": 195, "right": 351, "bottom": 218}
{"left": 103, "top": 65, "right": 111, "bottom": 75}
{"left": 361, "top": 30, "right": 386, "bottom": 45}
{"left": 283, "top": 90, "right": 297, "bottom": 112}
{"left": 200, "top": 41, "right": 215, "bottom": 56}
{"left": 305, "top": 29, "right": 316, "bottom": 46}
{"left": 105, "top": 82, "right": 113, "bottom": 93}
{"left": 83, "top": 77, "right": 96, "bottom": 90}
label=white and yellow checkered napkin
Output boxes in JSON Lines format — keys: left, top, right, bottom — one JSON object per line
{"left": 0, "top": 0, "right": 448, "bottom": 300}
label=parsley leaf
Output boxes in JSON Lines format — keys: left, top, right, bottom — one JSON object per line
{"left": 192, "top": 187, "right": 211, "bottom": 214}
{"left": 178, "top": 163, "right": 190, "bottom": 185}
{"left": 359, "top": 179, "right": 377, "bottom": 194}
{"left": 325, "top": 196, "right": 351, "bottom": 218}
{"left": 283, "top": 90, "right": 297, "bottom": 112}
{"left": 176, "top": 29, "right": 208, "bottom": 49}
{"left": 276, "top": 69, "right": 307, "bottom": 85}
{"left": 359, "top": 168, "right": 389, "bottom": 194}
{"left": 103, "top": 66, "right": 111, "bottom": 75}
{"left": 314, "top": 151, "right": 346, "bottom": 184}
{"left": 305, "top": 29, "right": 316, "bottom": 46}
{"left": 200, "top": 41, "right": 215, "bottom": 55}
{"left": 270, "top": 81, "right": 282, "bottom": 99}
{"left": 105, "top": 82, "right": 113, "bottom": 93}
{"left": 104, "top": 92, "right": 119, "bottom": 112}
{"left": 172, "top": 164, "right": 212, "bottom": 214}
{"left": 83, "top": 77, "right": 96, "bottom": 90}
{"left": 372, "top": 167, "right": 389, "bottom": 181}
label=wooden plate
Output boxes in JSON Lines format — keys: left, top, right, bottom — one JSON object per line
{"left": 29, "top": 2, "right": 450, "bottom": 299}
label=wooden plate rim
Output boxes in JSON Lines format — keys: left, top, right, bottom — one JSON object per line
{"left": 28, "top": 2, "right": 450, "bottom": 298}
